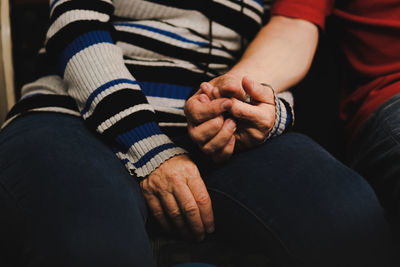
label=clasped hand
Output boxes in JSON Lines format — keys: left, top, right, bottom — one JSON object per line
{"left": 185, "top": 74, "right": 276, "bottom": 162}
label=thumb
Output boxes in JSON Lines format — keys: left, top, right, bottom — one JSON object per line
{"left": 242, "top": 76, "right": 275, "bottom": 104}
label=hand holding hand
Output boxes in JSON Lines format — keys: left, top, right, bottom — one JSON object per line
{"left": 184, "top": 91, "right": 237, "bottom": 163}
{"left": 202, "top": 75, "right": 276, "bottom": 151}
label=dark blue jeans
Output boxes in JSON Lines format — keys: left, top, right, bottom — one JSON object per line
{"left": 0, "top": 113, "right": 395, "bottom": 267}
{"left": 348, "top": 93, "right": 400, "bottom": 218}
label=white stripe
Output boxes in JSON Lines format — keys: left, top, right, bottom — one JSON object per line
{"left": 96, "top": 104, "right": 154, "bottom": 133}
{"left": 64, "top": 42, "right": 136, "bottom": 110}
{"left": 213, "top": 0, "right": 262, "bottom": 24}
{"left": 21, "top": 75, "right": 68, "bottom": 98}
{"left": 154, "top": 106, "right": 185, "bottom": 116}
{"left": 46, "top": 10, "right": 109, "bottom": 42}
{"left": 146, "top": 96, "right": 185, "bottom": 109}
{"left": 134, "top": 147, "right": 187, "bottom": 177}
{"left": 115, "top": 134, "right": 174, "bottom": 163}
{"left": 115, "top": 25, "right": 234, "bottom": 60}
{"left": 159, "top": 122, "right": 187, "bottom": 127}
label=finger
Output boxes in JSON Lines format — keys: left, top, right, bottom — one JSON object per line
{"left": 188, "top": 115, "right": 224, "bottom": 144}
{"left": 212, "top": 135, "right": 236, "bottom": 163}
{"left": 212, "top": 87, "right": 221, "bottom": 99}
{"left": 230, "top": 98, "right": 274, "bottom": 124}
{"left": 242, "top": 76, "right": 275, "bottom": 104}
{"left": 173, "top": 182, "right": 206, "bottom": 241}
{"left": 200, "top": 82, "right": 215, "bottom": 100}
{"left": 158, "top": 191, "right": 190, "bottom": 237}
{"left": 185, "top": 97, "right": 232, "bottom": 124}
{"left": 210, "top": 75, "right": 245, "bottom": 99}
{"left": 186, "top": 176, "right": 215, "bottom": 235}
{"left": 140, "top": 180, "right": 172, "bottom": 233}
{"left": 202, "top": 118, "right": 237, "bottom": 155}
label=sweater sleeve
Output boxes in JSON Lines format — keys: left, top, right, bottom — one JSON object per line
{"left": 46, "top": 0, "right": 186, "bottom": 178}
{"left": 271, "top": 0, "right": 335, "bottom": 30}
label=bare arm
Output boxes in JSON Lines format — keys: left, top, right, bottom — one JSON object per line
{"left": 229, "top": 15, "right": 319, "bottom": 93}
{"left": 186, "top": 15, "right": 319, "bottom": 159}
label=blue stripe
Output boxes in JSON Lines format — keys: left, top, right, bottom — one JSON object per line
{"left": 50, "top": 0, "right": 62, "bottom": 11}
{"left": 138, "top": 82, "right": 193, "bottom": 100}
{"left": 114, "top": 23, "right": 209, "bottom": 47}
{"left": 116, "top": 122, "right": 163, "bottom": 153}
{"left": 252, "top": 0, "right": 264, "bottom": 6}
{"left": 82, "top": 79, "right": 139, "bottom": 115}
{"left": 60, "top": 30, "right": 113, "bottom": 74}
{"left": 134, "top": 143, "right": 177, "bottom": 169}
{"left": 284, "top": 108, "right": 291, "bottom": 130}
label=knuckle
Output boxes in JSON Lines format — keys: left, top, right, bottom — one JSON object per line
{"left": 152, "top": 209, "right": 164, "bottom": 219}
{"left": 182, "top": 204, "right": 198, "bottom": 216}
{"left": 196, "top": 194, "right": 211, "bottom": 206}
{"left": 169, "top": 208, "right": 182, "bottom": 219}
{"left": 202, "top": 144, "right": 215, "bottom": 155}
{"left": 211, "top": 117, "right": 224, "bottom": 130}
{"left": 252, "top": 131, "right": 266, "bottom": 143}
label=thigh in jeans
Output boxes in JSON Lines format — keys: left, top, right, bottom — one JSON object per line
{"left": 349, "top": 93, "right": 400, "bottom": 217}
{"left": 0, "top": 113, "right": 154, "bottom": 267}
{"left": 199, "top": 133, "right": 396, "bottom": 267}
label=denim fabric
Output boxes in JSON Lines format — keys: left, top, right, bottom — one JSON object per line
{"left": 0, "top": 113, "right": 396, "bottom": 267}
{"left": 348, "top": 93, "right": 400, "bottom": 218}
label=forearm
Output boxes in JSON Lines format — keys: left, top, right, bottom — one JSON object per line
{"left": 46, "top": 0, "right": 186, "bottom": 178}
{"left": 230, "top": 15, "right": 319, "bottom": 93}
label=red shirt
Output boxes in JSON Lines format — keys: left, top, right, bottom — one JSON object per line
{"left": 271, "top": 0, "right": 400, "bottom": 139}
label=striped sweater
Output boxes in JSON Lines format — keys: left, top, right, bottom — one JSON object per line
{"left": 3, "top": 0, "right": 293, "bottom": 178}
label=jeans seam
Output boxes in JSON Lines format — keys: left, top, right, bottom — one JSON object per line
{"left": 207, "top": 186, "right": 294, "bottom": 260}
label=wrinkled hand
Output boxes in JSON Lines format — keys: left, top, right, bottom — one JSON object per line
{"left": 140, "top": 154, "right": 214, "bottom": 241}
{"left": 202, "top": 75, "right": 276, "bottom": 150}
{"left": 184, "top": 91, "right": 237, "bottom": 163}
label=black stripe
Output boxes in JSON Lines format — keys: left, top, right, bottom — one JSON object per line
{"left": 50, "top": 1, "right": 114, "bottom": 24}
{"left": 46, "top": 20, "right": 114, "bottom": 59}
{"left": 159, "top": 126, "right": 188, "bottom": 138}
{"left": 145, "top": 0, "right": 262, "bottom": 40}
{"left": 155, "top": 110, "right": 187, "bottom": 123}
{"left": 6, "top": 95, "right": 78, "bottom": 119}
{"left": 116, "top": 31, "right": 235, "bottom": 65}
{"left": 102, "top": 110, "right": 157, "bottom": 139}
{"left": 85, "top": 89, "right": 150, "bottom": 129}
{"left": 279, "top": 97, "right": 293, "bottom": 132}
{"left": 125, "top": 64, "right": 211, "bottom": 87}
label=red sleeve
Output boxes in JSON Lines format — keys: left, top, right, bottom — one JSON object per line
{"left": 271, "top": 0, "right": 335, "bottom": 30}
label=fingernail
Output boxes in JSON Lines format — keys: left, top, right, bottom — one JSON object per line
{"left": 226, "top": 119, "right": 236, "bottom": 130}
{"left": 221, "top": 100, "right": 231, "bottom": 110}
{"left": 201, "top": 82, "right": 211, "bottom": 90}
{"left": 206, "top": 225, "right": 215, "bottom": 234}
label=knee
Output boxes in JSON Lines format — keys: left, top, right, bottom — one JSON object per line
{"left": 29, "top": 223, "right": 154, "bottom": 267}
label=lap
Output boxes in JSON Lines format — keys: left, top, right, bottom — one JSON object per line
{"left": 349, "top": 93, "right": 400, "bottom": 215}
{"left": 194, "top": 133, "right": 393, "bottom": 266}
{"left": 0, "top": 113, "right": 153, "bottom": 266}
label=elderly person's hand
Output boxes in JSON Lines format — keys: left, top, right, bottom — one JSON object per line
{"left": 140, "top": 154, "right": 214, "bottom": 241}
{"left": 203, "top": 75, "right": 276, "bottom": 151}
{"left": 184, "top": 90, "right": 237, "bottom": 163}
